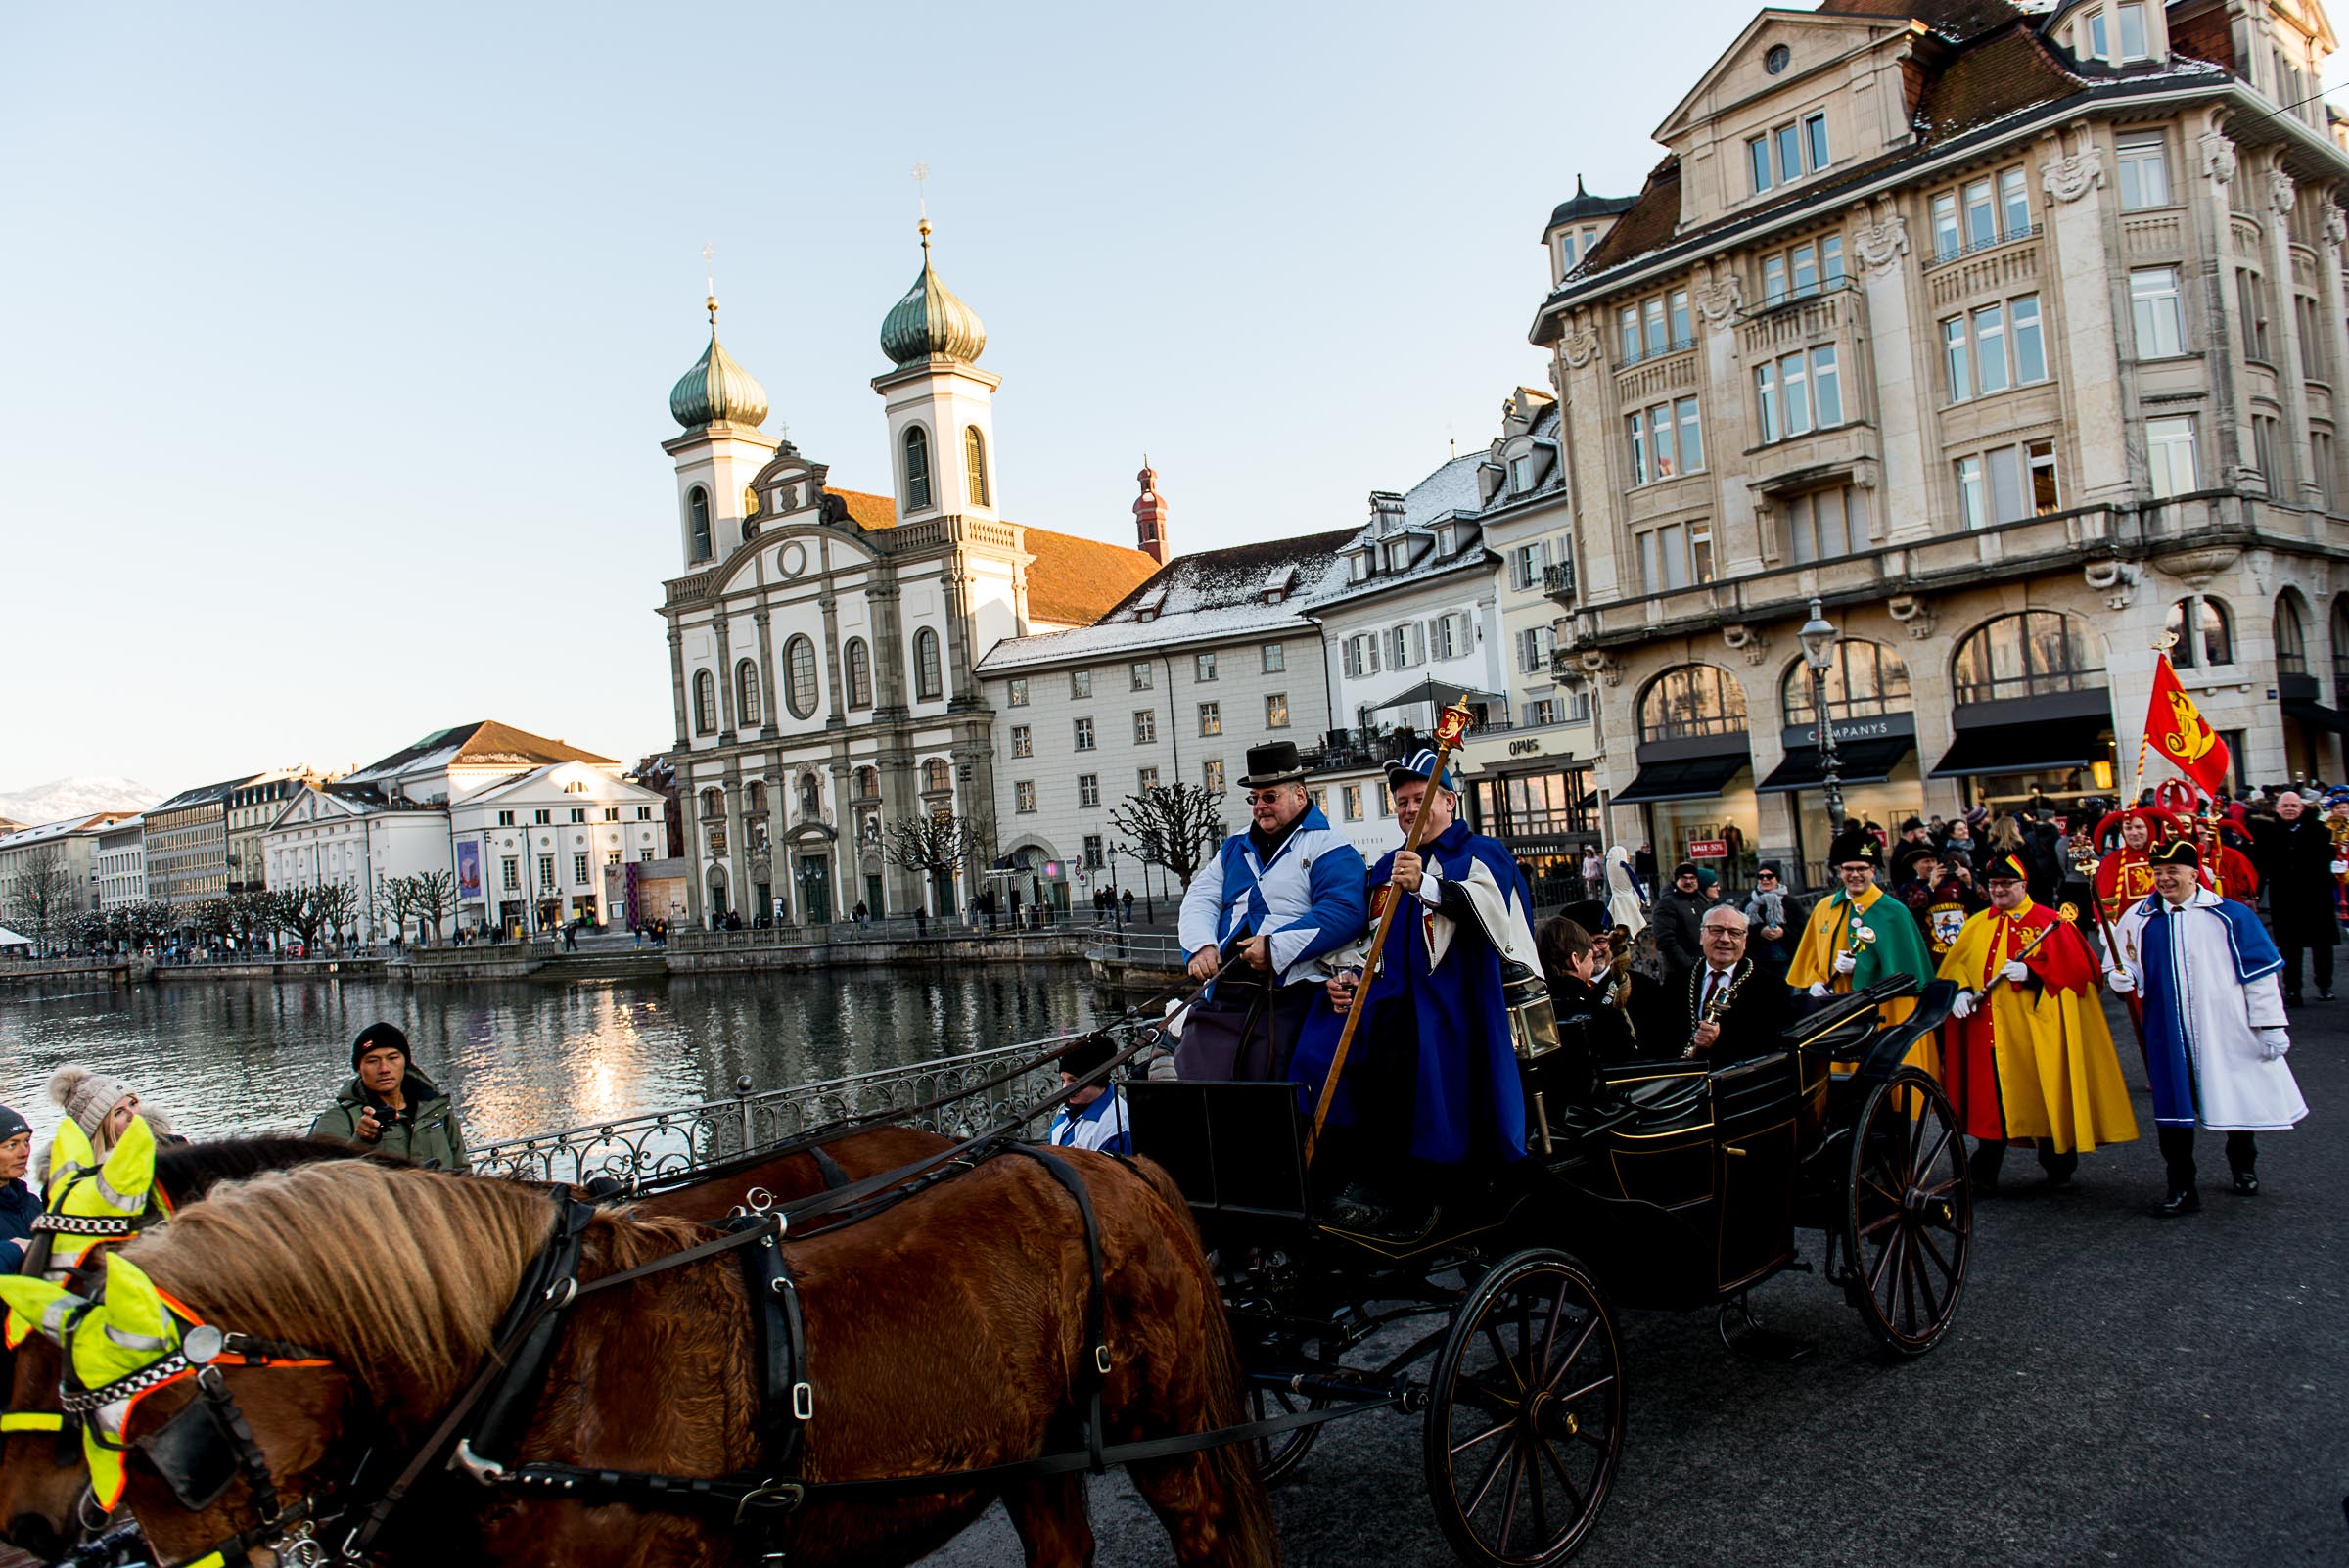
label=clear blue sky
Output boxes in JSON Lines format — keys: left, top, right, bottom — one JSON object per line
{"left": 3, "top": 3, "right": 2339, "bottom": 793}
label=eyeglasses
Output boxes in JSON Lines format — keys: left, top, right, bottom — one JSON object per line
{"left": 1757, "top": 871, "right": 1778, "bottom": 880}
{"left": 1245, "top": 791, "right": 1290, "bottom": 805}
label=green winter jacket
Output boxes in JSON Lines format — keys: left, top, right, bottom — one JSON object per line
{"left": 308, "top": 1070, "right": 471, "bottom": 1171}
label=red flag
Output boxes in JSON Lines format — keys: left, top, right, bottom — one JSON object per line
{"left": 2142, "top": 655, "right": 2232, "bottom": 797}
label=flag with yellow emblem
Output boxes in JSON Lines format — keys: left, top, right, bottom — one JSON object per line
{"left": 2141, "top": 653, "right": 2231, "bottom": 798}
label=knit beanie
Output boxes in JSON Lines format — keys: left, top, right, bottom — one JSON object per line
{"left": 48, "top": 1065, "right": 135, "bottom": 1142}
{"left": 352, "top": 1021, "right": 411, "bottom": 1071}
{"left": 0, "top": 1103, "right": 29, "bottom": 1144}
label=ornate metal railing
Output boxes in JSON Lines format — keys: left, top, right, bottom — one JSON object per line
{"left": 470, "top": 1037, "right": 1077, "bottom": 1185}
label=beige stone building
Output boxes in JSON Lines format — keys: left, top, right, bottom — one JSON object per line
{"left": 1532, "top": 0, "right": 2349, "bottom": 884}
{"left": 144, "top": 776, "right": 262, "bottom": 906}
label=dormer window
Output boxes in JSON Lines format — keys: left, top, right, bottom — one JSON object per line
{"left": 1509, "top": 454, "right": 1535, "bottom": 493}
{"left": 1133, "top": 589, "right": 1166, "bottom": 623}
{"left": 1260, "top": 564, "right": 1295, "bottom": 604}
{"left": 1349, "top": 551, "right": 1371, "bottom": 583}
{"left": 2081, "top": 2, "right": 2150, "bottom": 63}
{"left": 1747, "top": 111, "right": 1829, "bottom": 195}
{"left": 1386, "top": 539, "right": 1411, "bottom": 571}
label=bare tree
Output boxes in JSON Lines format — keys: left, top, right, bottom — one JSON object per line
{"left": 310, "top": 881, "right": 359, "bottom": 947}
{"left": 1109, "top": 782, "right": 1228, "bottom": 889}
{"left": 883, "top": 812, "right": 983, "bottom": 916}
{"left": 407, "top": 869, "right": 454, "bottom": 944}
{"left": 2, "top": 847, "right": 82, "bottom": 955}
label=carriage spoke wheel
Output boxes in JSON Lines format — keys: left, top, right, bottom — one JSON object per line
{"left": 1250, "top": 1336, "right": 1335, "bottom": 1484}
{"left": 1422, "top": 1249, "right": 1623, "bottom": 1567}
{"left": 1844, "top": 1067, "right": 1971, "bottom": 1357}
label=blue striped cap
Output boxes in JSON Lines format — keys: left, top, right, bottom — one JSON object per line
{"left": 1384, "top": 748, "right": 1456, "bottom": 792}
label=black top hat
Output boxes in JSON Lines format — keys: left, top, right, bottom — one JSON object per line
{"left": 1558, "top": 899, "right": 1610, "bottom": 935}
{"left": 2151, "top": 839, "right": 2201, "bottom": 869}
{"left": 1238, "top": 741, "right": 1310, "bottom": 789}
{"left": 1827, "top": 829, "right": 1882, "bottom": 867}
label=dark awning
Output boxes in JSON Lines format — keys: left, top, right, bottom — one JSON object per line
{"left": 1930, "top": 717, "right": 2104, "bottom": 778}
{"left": 1756, "top": 738, "right": 1915, "bottom": 793}
{"left": 1613, "top": 755, "right": 1751, "bottom": 805}
{"left": 2283, "top": 699, "right": 2349, "bottom": 736}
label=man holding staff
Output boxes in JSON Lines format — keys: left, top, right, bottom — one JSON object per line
{"left": 1937, "top": 852, "right": 2137, "bottom": 1192}
{"left": 1293, "top": 745, "right": 1538, "bottom": 1238}
{"left": 1786, "top": 830, "right": 1936, "bottom": 1038}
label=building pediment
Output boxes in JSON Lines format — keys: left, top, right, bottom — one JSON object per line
{"left": 1655, "top": 9, "right": 1905, "bottom": 146}
{"left": 711, "top": 523, "right": 883, "bottom": 599}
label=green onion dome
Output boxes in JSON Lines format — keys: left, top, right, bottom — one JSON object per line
{"left": 669, "top": 298, "right": 769, "bottom": 428}
{"left": 879, "top": 221, "right": 987, "bottom": 366}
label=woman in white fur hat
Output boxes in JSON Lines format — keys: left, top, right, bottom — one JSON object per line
{"left": 36, "top": 1064, "right": 176, "bottom": 1183}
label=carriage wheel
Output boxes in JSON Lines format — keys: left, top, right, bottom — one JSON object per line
{"left": 1843, "top": 1068, "right": 1970, "bottom": 1357}
{"left": 1422, "top": 1249, "right": 1623, "bottom": 1567}
{"left": 1249, "top": 1336, "right": 1335, "bottom": 1484}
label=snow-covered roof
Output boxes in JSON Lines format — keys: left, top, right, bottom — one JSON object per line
{"left": 0, "top": 812, "right": 136, "bottom": 850}
{"left": 978, "top": 530, "right": 1357, "bottom": 673}
{"left": 343, "top": 721, "right": 616, "bottom": 792}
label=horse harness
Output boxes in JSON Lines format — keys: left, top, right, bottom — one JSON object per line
{"left": 99, "top": 1141, "right": 1122, "bottom": 1567}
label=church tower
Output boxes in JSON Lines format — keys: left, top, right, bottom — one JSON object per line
{"left": 663, "top": 294, "right": 779, "bottom": 569}
{"left": 870, "top": 220, "right": 999, "bottom": 524}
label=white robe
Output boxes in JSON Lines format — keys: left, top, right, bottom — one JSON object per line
{"left": 2111, "top": 889, "right": 2309, "bottom": 1133}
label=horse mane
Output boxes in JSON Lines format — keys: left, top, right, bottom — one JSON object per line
{"left": 121, "top": 1164, "right": 556, "bottom": 1410}
{"left": 153, "top": 1135, "right": 405, "bottom": 1204}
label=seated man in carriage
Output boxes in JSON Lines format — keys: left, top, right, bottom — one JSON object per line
{"left": 1293, "top": 748, "right": 1538, "bottom": 1239}
{"left": 1666, "top": 905, "right": 1798, "bottom": 1065}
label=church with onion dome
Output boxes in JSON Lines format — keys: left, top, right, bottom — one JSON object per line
{"left": 655, "top": 223, "right": 1161, "bottom": 928}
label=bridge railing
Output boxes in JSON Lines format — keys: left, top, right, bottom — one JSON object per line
{"left": 469, "top": 1036, "right": 1082, "bottom": 1185}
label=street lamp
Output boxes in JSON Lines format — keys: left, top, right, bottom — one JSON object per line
{"left": 1797, "top": 596, "right": 1847, "bottom": 865}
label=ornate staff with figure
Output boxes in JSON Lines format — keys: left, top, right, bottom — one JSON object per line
{"left": 1786, "top": 829, "right": 1936, "bottom": 1061}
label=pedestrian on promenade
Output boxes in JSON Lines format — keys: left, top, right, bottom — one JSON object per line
{"left": 309, "top": 1022, "right": 471, "bottom": 1171}
{"left": 1121, "top": 889, "right": 1134, "bottom": 922}
{"left": 2249, "top": 790, "right": 2337, "bottom": 1003}
{"left": 2108, "top": 840, "right": 2306, "bottom": 1216}
{"left": 0, "top": 1104, "right": 38, "bottom": 1270}
{"left": 38, "top": 1066, "right": 177, "bottom": 1183}
{"left": 1649, "top": 862, "right": 1711, "bottom": 995}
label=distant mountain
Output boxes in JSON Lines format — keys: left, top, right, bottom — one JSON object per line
{"left": 0, "top": 776, "right": 164, "bottom": 827}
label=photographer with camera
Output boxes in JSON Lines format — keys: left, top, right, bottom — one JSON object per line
{"left": 309, "top": 1022, "right": 470, "bottom": 1171}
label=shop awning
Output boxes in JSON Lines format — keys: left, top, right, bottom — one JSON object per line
{"left": 1613, "top": 755, "right": 1751, "bottom": 805}
{"left": 1756, "top": 738, "right": 1915, "bottom": 793}
{"left": 1929, "top": 717, "right": 2104, "bottom": 778}
{"left": 2283, "top": 699, "right": 2349, "bottom": 736}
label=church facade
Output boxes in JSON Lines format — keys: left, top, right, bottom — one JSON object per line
{"left": 655, "top": 224, "right": 1157, "bottom": 925}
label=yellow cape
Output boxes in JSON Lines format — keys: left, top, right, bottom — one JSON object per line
{"left": 1786, "top": 883, "right": 1935, "bottom": 1073}
{"left": 1936, "top": 905, "right": 2138, "bottom": 1152}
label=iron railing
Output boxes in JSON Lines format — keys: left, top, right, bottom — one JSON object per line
{"left": 470, "top": 1037, "right": 1082, "bottom": 1185}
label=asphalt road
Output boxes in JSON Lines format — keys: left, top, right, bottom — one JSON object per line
{"left": 922, "top": 995, "right": 2347, "bottom": 1567}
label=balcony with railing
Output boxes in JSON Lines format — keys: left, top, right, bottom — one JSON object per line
{"left": 1736, "top": 277, "right": 1862, "bottom": 359}
{"left": 1543, "top": 560, "right": 1577, "bottom": 605}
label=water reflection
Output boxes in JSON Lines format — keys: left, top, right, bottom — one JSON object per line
{"left": 0, "top": 967, "right": 1100, "bottom": 1149}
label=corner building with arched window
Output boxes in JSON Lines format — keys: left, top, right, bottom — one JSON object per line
{"left": 1533, "top": 0, "right": 2349, "bottom": 885}
{"left": 656, "top": 233, "right": 1158, "bottom": 925}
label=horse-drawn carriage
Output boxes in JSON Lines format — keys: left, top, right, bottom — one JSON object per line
{"left": 1127, "top": 972, "right": 1973, "bottom": 1567}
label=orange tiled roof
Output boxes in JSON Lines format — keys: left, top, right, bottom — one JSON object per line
{"left": 819, "top": 488, "right": 1158, "bottom": 626}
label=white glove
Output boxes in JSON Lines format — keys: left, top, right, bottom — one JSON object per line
{"left": 2332, "top": 861, "right": 2346, "bottom": 876}
{"left": 2257, "top": 1029, "right": 2290, "bottom": 1062}
{"left": 1832, "top": 950, "right": 1859, "bottom": 975}
{"left": 1999, "top": 960, "right": 2029, "bottom": 984}
{"left": 1950, "top": 991, "right": 1976, "bottom": 1019}
{"left": 1807, "top": 982, "right": 1831, "bottom": 998}
{"left": 2103, "top": 967, "right": 2136, "bottom": 994}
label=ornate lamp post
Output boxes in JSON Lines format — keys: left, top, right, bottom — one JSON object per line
{"left": 1797, "top": 597, "right": 1847, "bottom": 862}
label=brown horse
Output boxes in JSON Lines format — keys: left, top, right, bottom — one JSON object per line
{"left": 0, "top": 1125, "right": 952, "bottom": 1560}
{"left": 87, "top": 1149, "right": 1274, "bottom": 1567}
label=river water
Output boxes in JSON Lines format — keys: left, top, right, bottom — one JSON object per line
{"left": 0, "top": 966, "right": 1101, "bottom": 1153}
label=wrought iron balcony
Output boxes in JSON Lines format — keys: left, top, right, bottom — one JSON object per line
{"left": 1543, "top": 560, "right": 1577, "bottom": 603}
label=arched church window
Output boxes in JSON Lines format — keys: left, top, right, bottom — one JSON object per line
{"left": 693, "top": 669, "right": 717, "bottom": 733}
{"left": 688, "top": 486, "right": 712, "bottom": 562}
{"left": 742, "top": 484, "right": 760, "bottom": 518}
{"left": 799, "top": 773, "right": 821, "bottom": 818}
{"left": 913, "top": 627, "right": 944, "bottom": 701}
{"left": 785, "top": 635, "right": 820, "bottom": 719}
{"left": 845, "top": 638, "right": 873, "bottom": 710}
{"left": 854, "top": 765, "right": 879, "bottom": 800}
{"left": 903, "top": 426, "right": 932, "bottom": 511}
{"left": 964, "top": 426, "right": 990, "bottom": 507}
{"left": 735, "top": 659, "right": 761, "bottom": 726}
{"left": 923, "top": 758, "right": 952, "bottom": 794}
{"left": 747, "top": 781, "right": 767, "bottom": 814}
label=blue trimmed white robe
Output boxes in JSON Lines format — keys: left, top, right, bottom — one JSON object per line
{"left": 1178, "top": 805, "right": 1367, "bottom": 992}
{"left": 1291, "top": 820, "right": 1538, "bottom": 1167}
{"left": 1046, "top": 1088, "right": 1132, "bottom": 1155}
{"left": 2110, "top": 889, "right": 2309, "bottom": 1132}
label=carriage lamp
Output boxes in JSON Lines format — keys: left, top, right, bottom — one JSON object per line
{"left": 1798, "top": 598, "right": 1847, "bottom": 861}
